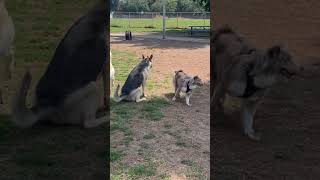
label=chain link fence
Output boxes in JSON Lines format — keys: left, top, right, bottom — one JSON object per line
{"left": 110, "top": 12, "right": 210, "bottom": 32}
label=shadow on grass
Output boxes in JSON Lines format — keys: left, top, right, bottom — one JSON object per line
{"left": 0, "top": 114, "right": 107, "bottom": 180}
{"left": 110, "top": 97, "right": 171, "bottom": 178}
{"left": 111, "top": 32, "right": 209, "bottom": 50}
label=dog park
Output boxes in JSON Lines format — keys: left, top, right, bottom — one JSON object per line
{"left": 110, "top": 24, "right": 210, "bottom": 179}
{"left": 0, "top": 0, "right": 210, "bottom": 179}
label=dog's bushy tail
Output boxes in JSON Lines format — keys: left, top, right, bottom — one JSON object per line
{"left": 114, "top": 84, "right": 126, "bottom": 102}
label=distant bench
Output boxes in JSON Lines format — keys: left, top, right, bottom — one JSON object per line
{"left": 188, "top": 26, "right": 210, "bottom": 36}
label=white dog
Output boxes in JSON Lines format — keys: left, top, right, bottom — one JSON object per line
{"left": 0, "top": 0, "right": 15, "bottom": 104}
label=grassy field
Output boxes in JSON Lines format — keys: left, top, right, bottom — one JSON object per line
{"left": 111, "top": 18, "right": 210, "bottom": 33}
{"left": 0, "top": 1, "right": 107, "bottom": 179}
{"left": 110, "top": 50, "right": 175, "bottom": 179}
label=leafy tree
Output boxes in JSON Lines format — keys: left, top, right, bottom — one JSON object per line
{"left": 194, "top": 0, "right": 210, "bottom": 11}
{"left": 151, "top": 0, "right": 178, "bottom": 12}
{"left": 176, "top": 0, "right": 194, "bottom": 12}
{"left": 110, "top": 0, "right": 120, "bottom": 11}
{"left": 119, "top": 0, "right": 151, "bottom": 12}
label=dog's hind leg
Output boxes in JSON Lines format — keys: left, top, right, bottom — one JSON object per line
{"left": 242, "top": 100, "right": 260, "bottom": 141}
{"left": 133, "top": 88, "right": 146, "bottom": 102}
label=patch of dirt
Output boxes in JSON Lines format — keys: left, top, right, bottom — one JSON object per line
{"left": 213, "top": 65, "right": 320, "bottom": 179}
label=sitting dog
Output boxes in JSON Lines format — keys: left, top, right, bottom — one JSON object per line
{"left": 11, "top": 1, "right": 108, "bottom": 128}
{"left": 211, "top": 26, "right": 301, "bottom": 141}
{"left": 114, "top": 55, "right": 153, "bottom": 102}
{"left": 172, "top": 70, "right": 203, "bottom": 106}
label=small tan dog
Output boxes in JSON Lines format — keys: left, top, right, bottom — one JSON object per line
{"left": 0, "top": 0, "right": 15, "bottom": 104}
{"left": 172, "top": 70, "right": 203, "bottom": 106}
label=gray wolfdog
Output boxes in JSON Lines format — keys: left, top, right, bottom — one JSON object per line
{"left": 114, "top": 55, "right": 153, "bottom": 102}
{"left": 11, "top": 0, "right": 108, "bottom": 128}
{"left": 211, "top": 26, "right": 301, "bottom": 141}
{"left": 172, "top": 70, "right": 203, "bottom": 106}
{"left": 0, "top": 0, "right": 15, "bottom": 104}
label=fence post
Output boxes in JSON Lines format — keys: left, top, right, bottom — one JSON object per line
{"left": 176, "top": 12, "right": 179, "bottom": 28}
{"left": 152, "top": 12, "right": 154, "bottom": 28}
{"left": 128, "top": 12, "right": 131, "bottom": 28}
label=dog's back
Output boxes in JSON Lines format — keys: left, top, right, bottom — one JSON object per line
{"left": 121, "top": 60, "right": 150, "bottom": 96}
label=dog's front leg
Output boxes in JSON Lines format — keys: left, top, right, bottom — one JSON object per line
{"left": 186, "top": 93, "right": 192, "bottom": 106}
{"left": 242, "top": 100, "right": 260, "bottom": 141}
{"left": 142, "top": 83, "right": 147, "bottom": 98}
{"left": 172, "top": 87, "right": 181, "bottom": 101}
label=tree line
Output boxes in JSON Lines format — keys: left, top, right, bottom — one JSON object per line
{"left": 110, "top": 0, "right": 210, "bottom": 12}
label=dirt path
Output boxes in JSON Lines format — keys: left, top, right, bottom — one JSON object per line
{"left": 110, "top": 35, "right": 210, "bottom": 179}
{"left": 213, "top": 64, "right": 320, "bottom": 179}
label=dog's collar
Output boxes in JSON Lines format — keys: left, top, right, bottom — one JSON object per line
{"left": 239, "top": 64, "right": 263, "bottom": 98}
{"left": 186, "top": 80, "right": 192, "bottom": 93}
{"left": 241, "top": 75, "right": 263, "bottom": 98}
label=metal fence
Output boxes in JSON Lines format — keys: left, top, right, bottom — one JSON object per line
{"left": 110, "top": 12, "right": 211, "bottom": 30}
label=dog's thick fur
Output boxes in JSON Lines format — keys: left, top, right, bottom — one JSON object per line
{"left": 114, "top": 55, "right": 153, "bottom": 102}
{"left": 110, "top": 51, "right": 115, "bottom": 86}
{"left": 212, "top": 26, "right": 300, "bottom": 141}
{"left": 0, "top": 0, "right": 15, "bottom": 104}
{"left": 11, "top": 1, "right": 108, "bottom": 128}
{"left": 172, "top": 70, "right": 203, "bottom": 106}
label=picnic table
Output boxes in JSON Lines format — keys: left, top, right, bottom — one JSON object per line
{"left": 188, "top": 25, "right": 210, "bottom": 36}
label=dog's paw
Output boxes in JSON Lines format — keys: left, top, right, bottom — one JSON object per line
{"left": 247, "top": 132, "right": 261, "bottom": 141}
{"left": 187, "top": 103, "right": 192, "bottom": 107}
{"left": 172, "top": 97, "right": 176, "bottom": 101}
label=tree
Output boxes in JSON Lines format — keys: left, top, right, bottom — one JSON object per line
{"left": 194, "top": 0, "right": 210, "bottom": 11}
{"left": 118, "top": 0, "right": 151, "bottom": 12}
{"left": 151, "top": 0, "right": 178, "bottom": 12}
{"left": 110, "top": 0, "right": 120, "bottom": 11}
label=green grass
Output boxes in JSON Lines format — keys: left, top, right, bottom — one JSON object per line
{"left": 110, "top": 150, "right": 125, "bottom": 162}
{"left": 128, "top": 164, "right": 156, "bottom": 178}
{"left": 111, "top": 18, "right": 210, "bottom": 33}
{"left": 7, "top": 0, "right": 96, "bottom": 64}
{"left": 141, "top": 97, "right": 171, "bottom": 121}
{"left": 143, "top": 133, "right": 156, "bottom": 140}
{"left": 110, "top": 50, "right": 172, "bottom": 178}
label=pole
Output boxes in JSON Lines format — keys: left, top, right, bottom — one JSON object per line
{"left": 162, "top": 0, "right": 166, "bottom": 39}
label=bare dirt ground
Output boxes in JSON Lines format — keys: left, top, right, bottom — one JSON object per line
{"left": 213, "top": 64, "right": 320, "bottom": 179}
{"left": 111, "top": 34, "right": 210, "bottom": 179}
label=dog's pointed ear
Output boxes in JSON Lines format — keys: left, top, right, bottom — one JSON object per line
{"left": 268, "top": 45, "right": 282, "bottom": 58}
{"left": 149, "top": 54, "right": 153, "bottom": 62}
{"left": 142, "top": 54, "right": 145, "bottom": 59}
{"left": 193, "top": 75, "right": 199, "bottom": 80}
